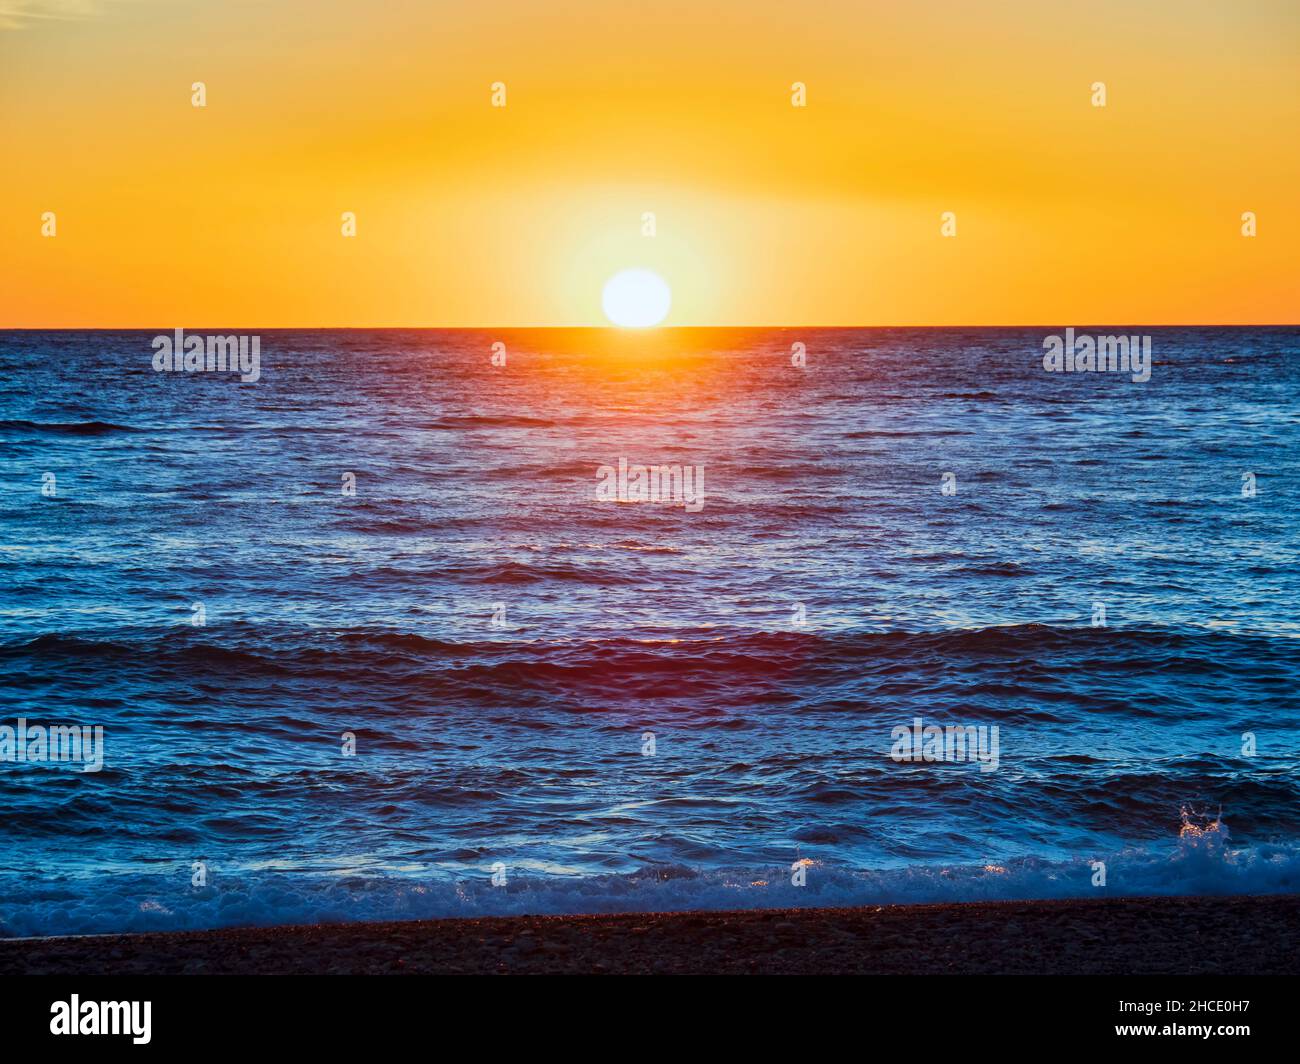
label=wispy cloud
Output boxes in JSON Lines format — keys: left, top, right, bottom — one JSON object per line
{"left": 0, "top": 1, "right": 122, "bottom": 31}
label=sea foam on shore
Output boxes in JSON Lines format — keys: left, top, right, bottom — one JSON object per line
{"left": 4, "top": 894, "right": 1298, "bottom": 976}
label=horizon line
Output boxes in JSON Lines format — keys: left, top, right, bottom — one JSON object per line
{"left": 2, "top": 322, "right": 1298, "bottom": 331}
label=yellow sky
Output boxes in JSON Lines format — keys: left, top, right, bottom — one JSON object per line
{"left": 1, "top": 0, "right": 1296, "bottom": 326}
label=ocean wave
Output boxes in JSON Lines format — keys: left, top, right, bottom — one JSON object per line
{"left": 3, "top": 819, "right": 1296, "bottom": 939}
{"left": 4, "top": 624, "right": 1296, "bottom": 684}
{"left": 422, "top": 415, "right": 557, "bottom": 429}
{"left": 5, "top": 621, "right": 1294, "bottom": 658}
{"left": 0, "top": 419, "right": 139, "bottom": 436}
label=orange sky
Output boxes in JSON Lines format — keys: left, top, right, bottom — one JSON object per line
{"left": 1, "top": 0, "right": 1296, "bottom": 326}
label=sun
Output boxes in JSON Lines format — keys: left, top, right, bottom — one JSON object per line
{"left": 602, "top": 269, "right": 671, "bottom": 327}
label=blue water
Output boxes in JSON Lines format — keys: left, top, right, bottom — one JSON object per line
{"left": 2, "top": 327, "right": 1298, "bottom": 937}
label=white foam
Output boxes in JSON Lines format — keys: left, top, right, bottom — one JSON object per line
{"left": 3, "top": 820, "right": 1298, "bottom": 938}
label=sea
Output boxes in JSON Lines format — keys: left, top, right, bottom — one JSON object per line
{"left": 1, "top": 326, "right": 1297, "bottom": 937}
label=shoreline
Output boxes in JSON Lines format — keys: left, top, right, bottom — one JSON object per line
{"left": 3, "top": 893, "right": 1298, "bottom": 975}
